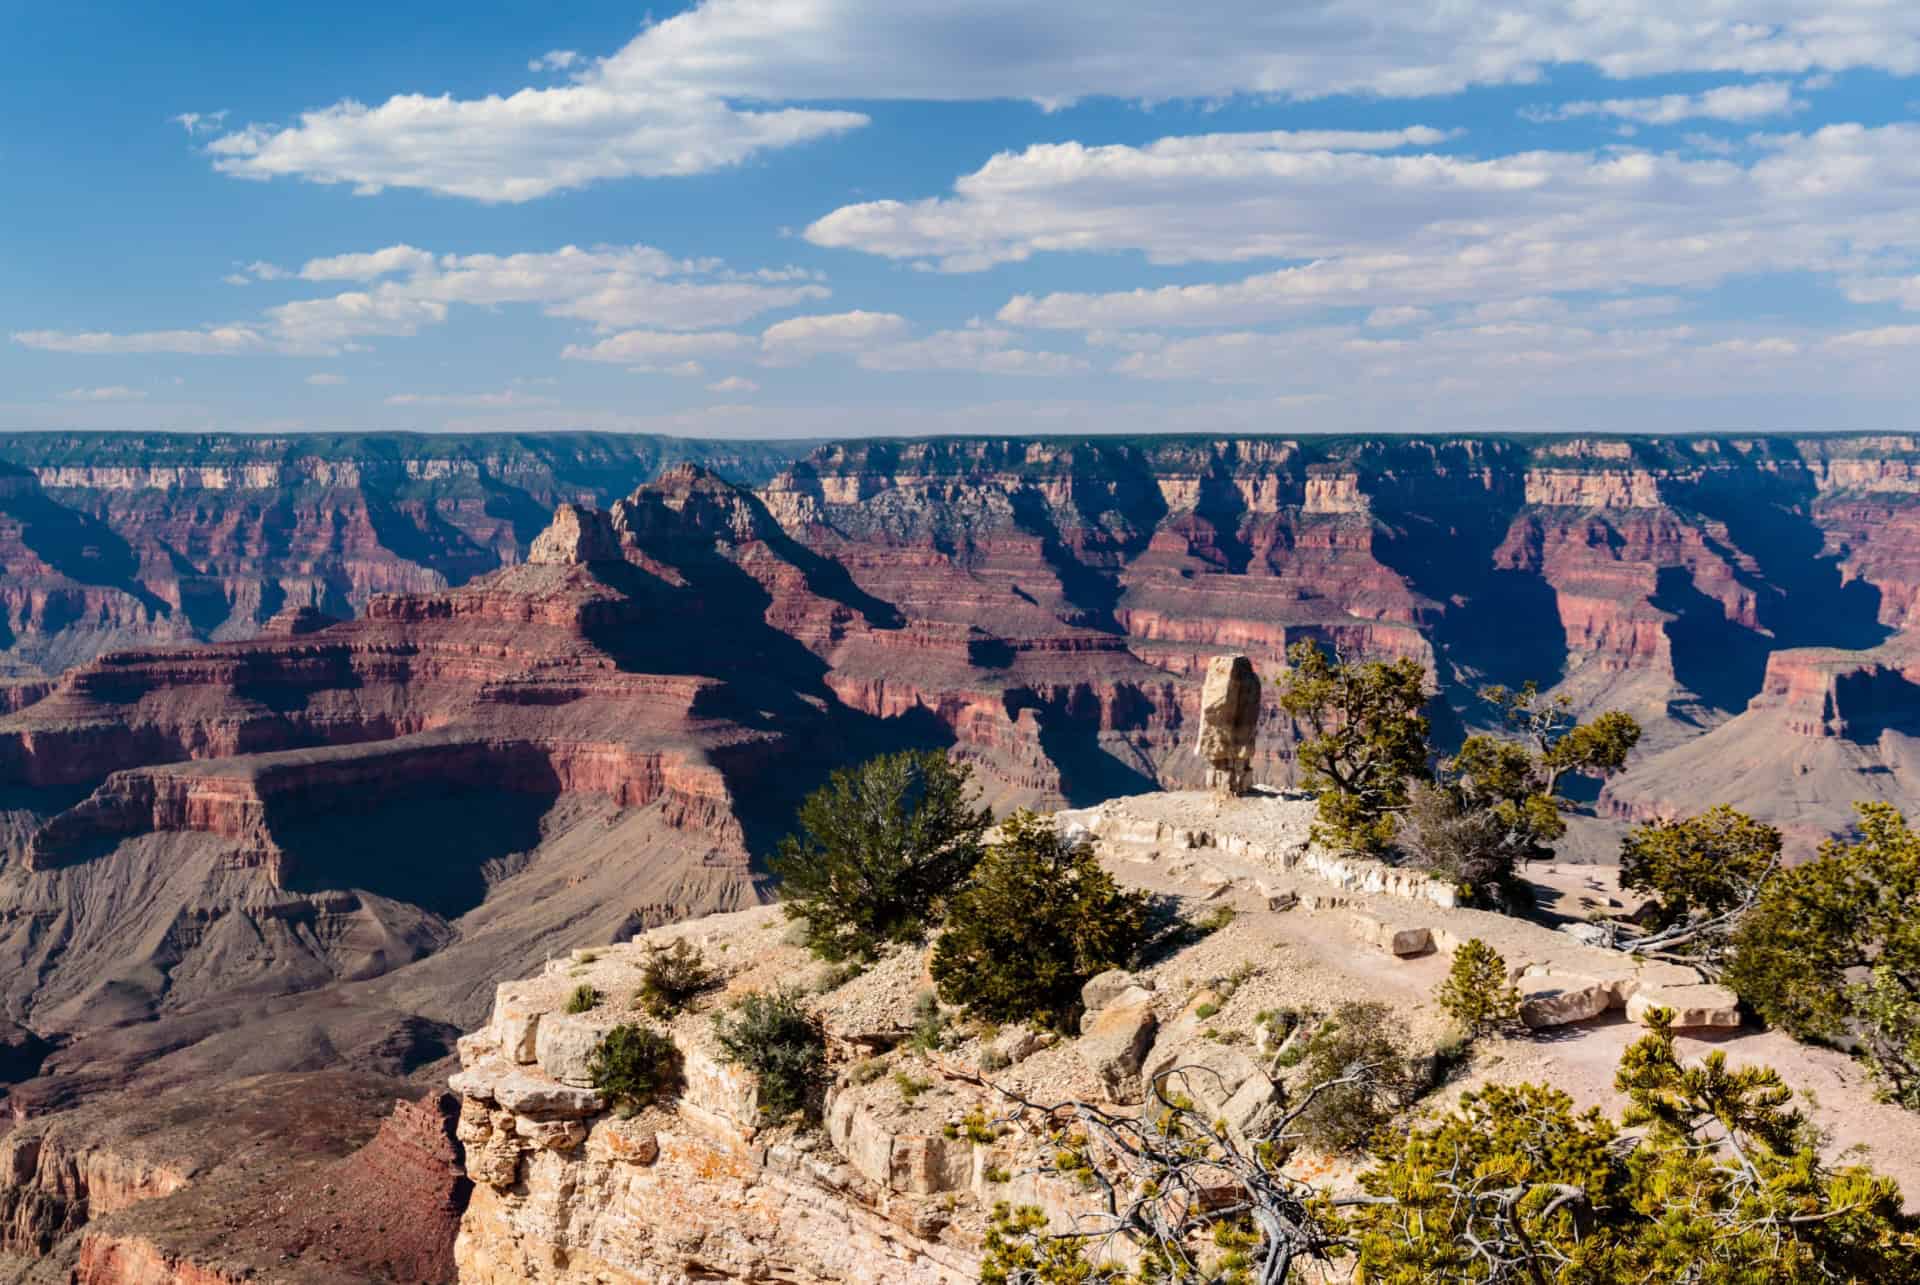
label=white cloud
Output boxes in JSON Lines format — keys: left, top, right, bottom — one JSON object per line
{"left": 1364, "top": 306, "right": 1432, "bottom": 328}
{"left": 597, "top": 0, "right": 1920, "bottom": 105}
{"left": 19, "top": 241, "right": 826, "bottom": 359}
{"left": 528, "top": 50, "right": 581, "bottom": 73}
{"left": 857, "top": 326, "right": 1089, "bottom": 376}
{"left": 385, "top": 389, "right": 559, "bottom": 407}
{"left": 300, "top": 245, "right": 436, "bottom": 281}
{"left": 1826, "top": 325, "right": 1920, "bottom": 349}
{"left": 205, "top": 85, "right": 866, "bottom": 202}
{"left": 1527, "top": 81, "right": 1807, "bottom": 125}
{"left": 224, "top": 261, "right": 288, "bottom": 286}
{"left": 562, "top": 330, "right": 751, "bottom": 371}
{"left": 890, "top": 124, "right": 1920, "bottom": 329}
{"left": 265, "top": 288, "right": 449, "bottom": 352}
{"left": 57, "top": 385, "right": 148, "bottom": 402}
{"left": 171, "top": 110, "right": 228, "bottom": 135}
{"left": 708, "top": 375, "right": 759, "bottom": 394}
{"left": 305, "top": 372, "right": 347, "bottom": 385}
{"left": 199, "top": 3, "right": 1920, "bottom": 203}
{"left": 13, "top": 327, "right": 269, "bottom": 355}
{"left": 760, "top": 310, "right": 909, "bottom": 359}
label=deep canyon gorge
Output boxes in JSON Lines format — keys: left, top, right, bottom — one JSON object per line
{"left": 4, "top": 429, "right": 1920, "bottom": 1280}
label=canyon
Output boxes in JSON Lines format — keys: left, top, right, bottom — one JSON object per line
{"left": 3, "top": 429, "right": 1920, "bottom": 1280}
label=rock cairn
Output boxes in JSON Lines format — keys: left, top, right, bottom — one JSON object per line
{"left": 1196, "top": 654, "right": 1260, "bottom": 796}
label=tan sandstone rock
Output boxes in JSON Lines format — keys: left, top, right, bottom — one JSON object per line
{"left": 1076, "top": 1002, "right": 1160, "bottom": 1104}
{"left": 1195, "top": 655, "right": 1260, "bottom": 796}
{"left": 1518, "top": 975, "right": 1613, "bottom": 1029}
{"left": 1625, "top": 983, "right": 1741, "bottom": 1030}
{"left": 527, "top": 502, "right": 622, "bottom": 565}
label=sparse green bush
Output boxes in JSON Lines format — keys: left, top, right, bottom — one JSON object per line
{"left": 932, "top": 811, "right": 1152, "bottom": 1031}
{"left": 1434, "top": 938, "right": 1522, "bottom": 1039}
{"left": 908, "top": 990, "right": 948, "bottom": 1052}
{"left": 564, "top": 983, "right": 600, "bottom": 1014}
{"left": 846, "top": 1056, "right": 889, "bottom": 1086}
{"left": 1293, "top": 1002, "right": 1416, "bottom": 1155}
{"left": 1728, "top": 804, "right": 1920, "bottom": 1109}
{"left": 773, "top": 749, "right": 992, "bottom": 961}
{"left": 637, "top": 938, "right": 721, "bottom": 1018}
{"left": 712, "top": 988, "right": 828, "bottom": 1124}
{"left": 588, "top": 1024, "right": 682, "bottom": 1109}
{"left": 1195, "top": 1001, "right": 1221, "bottom": 1020}
{"left": 1193, "top": 904, "right": 1237, "bottom": 936}
{"left": 894, "top": 1070, "right": 934, "bottom": 1102}
{"left": 1276, "top": 641, "right": 1433, "bottom": 856}
{"left": 977, "top": 1045, "right": 1013, "bottom": 1073}
{"left": 1621, "top": 804, "right": 1781, "bottom": 927}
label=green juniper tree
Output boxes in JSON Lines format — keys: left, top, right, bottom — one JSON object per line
{"left": 931, "top": 810, "right": 1151, "bottom": 1032}
{"left": 773, "top": 749, "right": 992, "bottom": 961}
{"left": 1275, "top": 640, "right": 1432, "bottom": 856}
{"left": 1727, "top": 803, "right": 1920, "bottom": 1109}
{"left": 1401, "top": 682, "right": 1640, "bottom": 907}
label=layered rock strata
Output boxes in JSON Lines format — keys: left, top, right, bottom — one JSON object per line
{"left": 448, "top": 794, "right": 1910, "bottom": 1283}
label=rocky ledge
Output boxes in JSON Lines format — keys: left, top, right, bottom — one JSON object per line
{"left": 443, "top": 792, "right": 1879, "bottom": 1285}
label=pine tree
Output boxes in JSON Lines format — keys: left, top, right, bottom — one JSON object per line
{"left": 1434, "top": 938, "right": 1522, "bottom": 1039}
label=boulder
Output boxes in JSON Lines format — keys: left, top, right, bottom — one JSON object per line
{"left": 534, "top": 1012, "right": 610, "bottom": 1087}
{"left": 1196, "top": 655, "right": 1260, "bottom": 796}
{"left": 1625, "top": 984, "right": 1741, "bottom": 1030}
{"left": 1517, "top": 975, "right": 1613, "bottom": 1029}
{"left": 1076, "top": 1002, "right": 1159, "bottom": 1104}
{"left": 489, "top": 1071, "right": 605, "bottom": 1118}
{"left": 1081, "top": 969, "right": 1151, "bottom": 1013}
{"left": 1347, "top": 912, "right": 1432, "bottom": 957}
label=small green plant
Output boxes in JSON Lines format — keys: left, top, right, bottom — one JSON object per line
{"left": 564, "top": 983, "right": 601, "bottom": 1014}
{"left": 983, "top": 1164, "right": 1011, "bottom": 1184}
{"left": 1194, "top": 904, "right": 1237, "bottom": 935}
{"left": 636, "top": 938, "right": 720, "bottom": 1018}
{"left": 1434, "top": 938, "right": 1522, "bottom": 1039}
{"left": 576, "top": 949, "right": 600, "bottom": 964}
{"left": 811, "top": 960, "right": 864, "bottom": 993}
{"left": 587, "top": 1024, "right": 682, "bottom": 1110}
{"left": 932, "top": 810, "right": 1153, "bottom": 1031}
{"left": 1293, "top": 1002, "right": 1416, "bottom": 1155}
{"left": 712, "top": 988, "right": 828, "bottom": 1125}
{"left": 894, "top": 1070, "right": 935, "bottom": 1103}
{"left": 908, "top": 990, "right": 948, "bottom": 1052}
{"left": 846, "top": 1056, "right": 889, "bottom": 1086}
{"left": 1274, "top": 1042, "right": 1307, "bottom": 1069}
{"left": 1195, "top": 1001, "right": 1221, "bottom": 1020}
{"left": 977, "top": 1045, "right": 1013, "bottom": 1073}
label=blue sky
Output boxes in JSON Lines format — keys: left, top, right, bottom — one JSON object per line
{"left": 5, "top": 1, "right": 1920, "bottom": 437}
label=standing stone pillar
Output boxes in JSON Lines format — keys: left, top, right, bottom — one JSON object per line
{"left": 1195, "top": 654, "right": 1260, "bottom": 797}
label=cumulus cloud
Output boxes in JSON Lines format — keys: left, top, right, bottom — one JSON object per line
{"left": 385, "top": 389, "right": 558, "bottom": 407}
{"left": 896, "top": 124, "right": 1920, "bottom": 328}
{"left": 300, "top": 245, "right": 437, "bottom": 281}
{"left": 857, "top": 326, "right": 1088, "bottom": 376}
{"left": 57, "top": 385, "right": 148, "bottom": 402}
{"left": 562, "top": 330, "right": 751, "bottom": 371}
{"left": 760, "top": 310, "right": 909, "bottom": 360}
{"left": 597, "top": 0, "right": 1920, "bottom": 105}
{"left": 205, "top": 85, "right": 866, "bottom": 202}
{"left": 199, "top": 2, "right": 1920, "bottom": 203}
{"left": 13, "top": 327, "right": 269, "bottom": 355}
{"left": 707, "top": 375, "right": 760, "bottom": 394}
{"left": 17, "top": 242, "right": 827, "bottom": 359}
{"left": 1526, "top": 81, "right": 1807, "bottom": 125}
{"left": 1364, "top": 306, "right": 1432, "bottom": 329}
{"left": 171, "top": 110, "right": 228, "bottom": 135}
